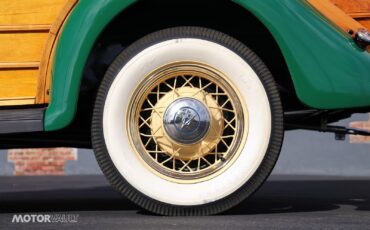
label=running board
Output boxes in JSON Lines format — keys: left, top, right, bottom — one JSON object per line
{"left": 0, "top": 108, "right": 44, "bottom": 134}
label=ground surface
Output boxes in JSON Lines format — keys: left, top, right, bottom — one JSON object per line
{"left": 0, "top": 175, "right": 370, "bottom": 229}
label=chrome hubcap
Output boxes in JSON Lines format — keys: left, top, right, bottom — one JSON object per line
{"left": 163, "top": 98, "right": 210, "bottom": 145}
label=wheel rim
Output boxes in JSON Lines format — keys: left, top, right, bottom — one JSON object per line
{"left": 127, "top": 61, "right": 248, "bottom": 183}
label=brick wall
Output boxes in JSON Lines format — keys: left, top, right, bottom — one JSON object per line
{"left": 350, "top": 113, "right": 370, "bottom": 144}
{"left": 7, "top": 148, "right": 77, "bottom": 175}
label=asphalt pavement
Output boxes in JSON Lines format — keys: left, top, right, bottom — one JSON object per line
{"left": 0, "top": 175, "right": 370, "bottom": 229}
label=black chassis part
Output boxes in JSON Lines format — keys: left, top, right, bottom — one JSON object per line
{"left": 285, "top": 108, "right": 370, "bottom": 140}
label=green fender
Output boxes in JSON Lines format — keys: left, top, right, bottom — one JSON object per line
{"left": 45, "top": 0, "right": 370, "bottom": 131}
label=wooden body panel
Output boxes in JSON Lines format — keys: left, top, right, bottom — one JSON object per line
{"left": 358, "top": 19, "right": 370, "bottom": 29}
{"left": 330, "top": 0, "right": 370, "bottom": 13}
{"left": 0, "top": 0, "right": 66, "bottom": 25}
{"left": 0, "top": 69, "right": 38, "bottom": 99}
{"left": 0, "top": 32, "right": 48, "bottom": 62}
{"left": 329, "top": 0, "right": 370, "bottom": 30}
{"left": 0, "top": 0, "right": 77, "bottom": 106}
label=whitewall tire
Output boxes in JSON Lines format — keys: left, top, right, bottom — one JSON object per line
{"left": 92, "top": 27, "right": 283, "bottom": 215}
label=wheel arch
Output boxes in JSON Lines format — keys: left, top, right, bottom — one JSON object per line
{"left": 46, "top": 0, "right": 369, "bottom": 131}
{"left": 45, "top": 0, "right": 295, "bottom": 131}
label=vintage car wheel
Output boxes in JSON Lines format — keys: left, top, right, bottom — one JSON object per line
{"left": 92, "top": 27, "right": 283, "bottom": 215}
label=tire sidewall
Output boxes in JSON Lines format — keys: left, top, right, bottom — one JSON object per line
{"left": 92, "top": 27, "right": 283, "bottom": 215}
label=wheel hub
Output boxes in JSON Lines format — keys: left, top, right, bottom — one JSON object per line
{"left": 163, "top": 98, "right": 210, "bottom": 145}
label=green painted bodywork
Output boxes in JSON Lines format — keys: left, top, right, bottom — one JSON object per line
{"left": 45, "top": 0, "right": 370, "bottom": 131}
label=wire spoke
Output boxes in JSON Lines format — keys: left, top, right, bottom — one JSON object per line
{"left": 145, "top": 98, "right": 163, "bottom": 117}
{"left": 149, "top": 92, "right": 166, "bottom": 96}
{"left": 157, "top": 84, "right": 161, "bottom": 101}
{"left": 215, "top": 85, "right": 219, "bottom": 102}
{"left": 224, "top": 117, "right": 236, "bottom": 131}
{"left": 181, "top": 75, "right": 195, "bottom": 88}
{"left": 139, "top": 116, "right": 151, "bottom": 129}
{"left": 160, "top": 155, "right": 174, "bottom": 165}
{"left": 141, "top": 106, "right": 166, "bottom": 112}
{"left": 163, "top": 81, "right": 175, "bottom": 90}
{"left": 179, "top": 160, "right": 193, "bottom": 172}
{"left": 148, "top": 150, "right": 166, "bottom": 154}
{"left": 209, "top": 93, "right": 228, "bottom": 96}
{"left": 201, "top": 157, "right": 212, "bottom": 166}
{"left": 215, "top": 144, "right": 218, "bottom": 161}
{"left": 192, "top": 82, "right": 213, "bottom": 97}
{"left": 152, "top": 126, "right": 161, "bottom": 136}
{"left": 173, "top": 76, "right": 178, "bottom": 89}
{"left": 140, "top": 133, "right": 158, "bottom": 138}
{"left": 220, "top": 98, "right": 231, "bottom": 108}
{"left": 144, "top": 137, "right": 152, "bottom": 148}
{"left": 210, "top": 107, "right": 235, "bottom": 113}
{"left": 220, "top": 138, "right": 230, "bottom": 148}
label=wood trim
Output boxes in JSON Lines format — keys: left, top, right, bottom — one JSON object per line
{"left": 0, "top": 62, "right": 39, "bottom": 69}
{"left": 349, "top": 12, "right": 370, "bottom": 19}
{"left": 329, "top": 0, "right": 370, "bottom": 14}
{"left": 36, "top": 0, "right": 78, "bottom": 104}
{"left": 0, "top": 97, "right": 35, "bottom": 106}
{"left": 0, "top": 25, "right": 51, "bottom": 32}
{"left": 308, "top": 0, "right": 366, "bottom": 35}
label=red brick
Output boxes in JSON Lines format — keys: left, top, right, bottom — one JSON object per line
{"left": 349, "top": 114, "right": 370, "bottom": 144}
{"left": 7, "top": 148, "right": 77, "bottom": 175}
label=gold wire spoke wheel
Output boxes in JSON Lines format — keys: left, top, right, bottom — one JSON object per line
{"left": 128, "top": 61, "right": 248, "bottom": 183}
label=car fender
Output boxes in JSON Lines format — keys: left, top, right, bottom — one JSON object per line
{"left": 45, "top": 0, "right": 370, "bottom": 131}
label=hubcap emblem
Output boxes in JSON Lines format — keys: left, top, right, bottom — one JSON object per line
{"left": 174, "top": 107, "right": 200, "bottom": 132}
{"left": 164, "top": 98, "right": 210, "bottom": 144}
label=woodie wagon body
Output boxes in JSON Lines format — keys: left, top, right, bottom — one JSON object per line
{"left": 0, "top": 0, "right": 369, "bottom": 215}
